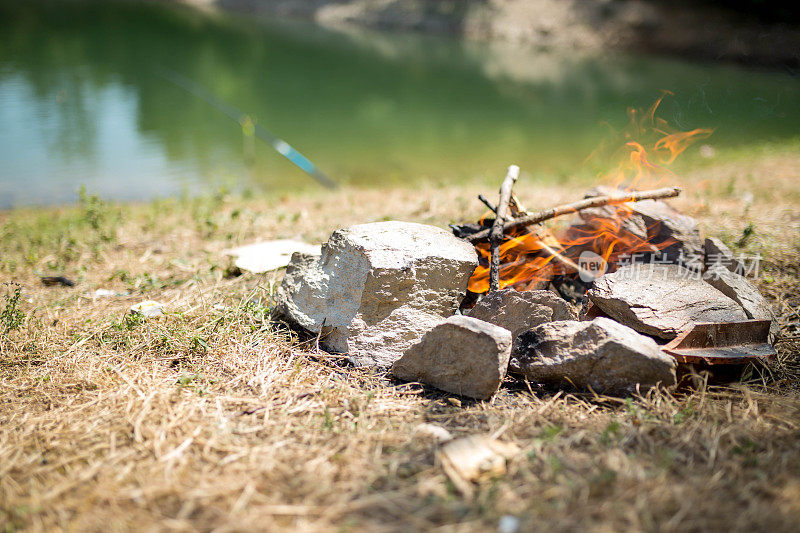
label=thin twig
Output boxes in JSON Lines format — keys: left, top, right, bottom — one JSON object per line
{"left": 537, "top": 241, "right": 594, "bottom": 280}
{"left": 477, "top": 194, "right": 497, "bottom": 214}
{"left": 466, "top": 186, "right": 681, "bottom": 243}
{"left": 489, "top": 165, "right": 520, "bottom": 291}
{"left": 509, "top": 193, "right": 527, "bottom": 215}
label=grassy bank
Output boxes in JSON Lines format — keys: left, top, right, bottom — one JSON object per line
{"left": 2, "top": 152, "right": 800, "bottom": 531}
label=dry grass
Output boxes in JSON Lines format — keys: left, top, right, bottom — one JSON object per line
{"left": 1, "top": 152, "right": 799, "bottom": 532}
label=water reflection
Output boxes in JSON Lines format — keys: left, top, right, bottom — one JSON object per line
{"left": 0, "top": 1, "right": 798, "bottom": 208}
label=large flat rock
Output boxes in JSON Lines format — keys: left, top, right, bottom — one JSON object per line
{"left": 467, "top": 288, "right": 574, "bottom": 352}
{"left": 587, "top": 264, "right": 747, "bottom": 339}
{"left": 510, "top": 318, "right": 677, "bottom": 395}
{"left": 275, "top": 221, "right": 478, "bottom": 367}
{"left": 392, "top": 315, "right": 512, "bottom": 400}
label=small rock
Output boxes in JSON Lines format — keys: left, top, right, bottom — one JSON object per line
{"left": 392, "top": 315, "right": 512, "bottom": 400}
{"left": 467, "top": 288, "right": 574, "bottom": 352}
{"left": 704, "top": 264, "right": 778, "bottom": 342}
{"left": 275, "top": 221, "right": 478, "bottom": 367}
{"left": 130, "top": 300, "right": 164, "bottom": 317}
{"left": 93, "top": 288, "right": 117, "bottom": 298}
{"left": 414, "top": 423, "right": 453, "bottom": 443}
{"left": 588, "top": 264, "right": 747, "bottom": 339}
{"left": 224, "top": 239, "right": 321, "bottom": 273}
{"left": 89, "top": 288, "right": 128, "bottom": 299}
{"left": 704, "top": 237, "right": 744, "bottom": 274}
{"left": 511, "top": 318, "right": 677, "bottom": 394}
{"left": 438, "top": 435, "right": 519, "bottom": 498}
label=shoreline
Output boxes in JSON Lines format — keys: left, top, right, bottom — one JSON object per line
{"left": 178, "top": 0, "right": 800, "bottom": 68}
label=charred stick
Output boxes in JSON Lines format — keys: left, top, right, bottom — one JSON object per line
{"left": 478, "top": 194, "right": 497, "bottom": 214}
{"left": 466, "top": 186, "right": 682, "bottom": 243}
{"left": 489, "top": 165, "right": 520, "bottom": 290}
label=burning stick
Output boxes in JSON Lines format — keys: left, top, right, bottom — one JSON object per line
{"left": 489, "top": 165, "right": 520, "bottom": 291}
{"left": 537, "top": 241, "right": 594, "bottom": 280}
{"left": 466, "top": 186, "right": 682, "bottom": 243}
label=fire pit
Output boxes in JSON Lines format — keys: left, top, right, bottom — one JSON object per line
{"left": 455, "top": 169, "right": 776, "bottom": 372}
{"left": 275, "top": 100, "right": 777, "bottom": 399}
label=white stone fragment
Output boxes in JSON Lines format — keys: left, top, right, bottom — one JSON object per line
{"left": 130, "top": 300, "right": 164, "bottom": 317}
{"left": 224, "top": 239, "right": 321, "bottom": 273}
{"left": 414, "top": 423, "right": 454, "bottom": 443}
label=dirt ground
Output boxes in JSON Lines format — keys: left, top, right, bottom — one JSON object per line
{"left": 1, "top": 151, "right": 799, "bottom": 531}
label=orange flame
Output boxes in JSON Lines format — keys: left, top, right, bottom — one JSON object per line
{"left": 467, "top": 93, "right": 712, "bottom": 295}
{"left": 468, "top": 229, "right": 563, "bottom": 292}
{"left": 654, "top": 129, "right": 713, "bottom": 164}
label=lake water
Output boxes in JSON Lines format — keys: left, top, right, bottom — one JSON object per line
{"left": 1, "top": 1, "right": 799, "bottom": 208}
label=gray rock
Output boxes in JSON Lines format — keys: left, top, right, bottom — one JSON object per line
{"left": 510, "top": 318, "right": 677, "bottom": 394}
{"left": 588, "top": 264, "right": 748, "bottom": 339}
{"left": 704, "top": 264, "right": 778, "bottom": 342}
{"left": 704, "top": 237, "right": 744, "bottom": 274}
{"left": 633, "top": 200, "right": 704, "bottom": 269}
{"left": 275, "top": 221, "right": 478, "bottom": 367}
{"left": 467, "top": 289, "right": 574, "bottom": 351}
{"left": 392, "top": 315, "right": 512, "bottom": 400}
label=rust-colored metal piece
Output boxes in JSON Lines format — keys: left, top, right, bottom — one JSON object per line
{"left": 662, "top": 320, "right": 776, "bottom": 365}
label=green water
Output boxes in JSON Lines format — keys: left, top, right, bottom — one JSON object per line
{"left": 1, "top": 1, "right": 799, "bottom": 208}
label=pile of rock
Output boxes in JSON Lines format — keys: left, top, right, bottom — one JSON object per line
{"left": 274, "top": 217, "right": 775, "bottom": 400}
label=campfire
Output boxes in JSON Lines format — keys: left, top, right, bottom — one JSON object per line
{"left": 274, "top": 96, "right": 777, "bottom": 400}
{"left": 456, "top": 182, "right": 683, "bottom": 296}
{"left": 460, "top": 93, "right": 714, "bottom": 297}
